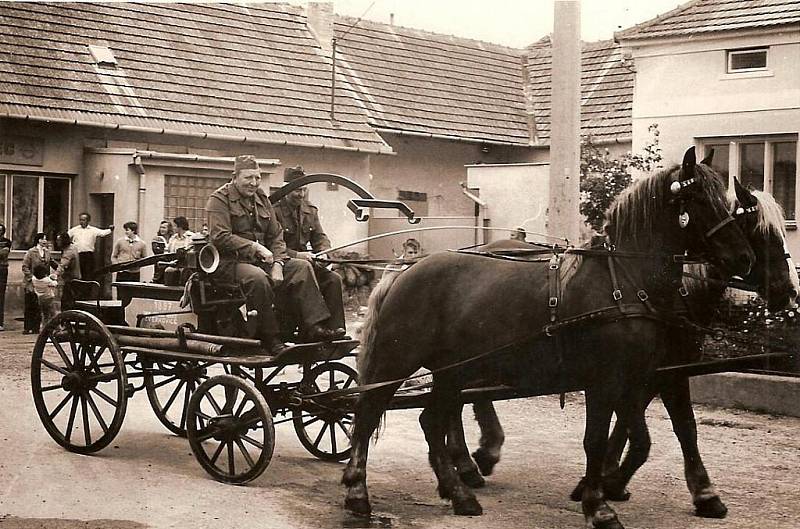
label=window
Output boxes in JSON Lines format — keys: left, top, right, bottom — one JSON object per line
{"left": 701, "top": 137, "right": 798, "bottom": 221}
{"left": 0, "top": 174, "right": 71, "bottom": 249}
{"left": 164, "top": 175, "right": 228, "bottom": 231}
{"left": 727, "top": 48, "right": 768, "bottom": 73}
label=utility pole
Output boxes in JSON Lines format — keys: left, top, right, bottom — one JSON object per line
{"left": 549, "top": 0, "right": 581, "bottom": 245}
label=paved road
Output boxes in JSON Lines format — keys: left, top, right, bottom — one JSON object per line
{"left": 1, "top": 325, "right": 798, "bottom": 529}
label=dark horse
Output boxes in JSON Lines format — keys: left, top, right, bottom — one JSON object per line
{"left": 342, "top": 148, "right": 755, "bottom": 529}
{"left": 445, "top": 176, "right": 799, "bottom": 519}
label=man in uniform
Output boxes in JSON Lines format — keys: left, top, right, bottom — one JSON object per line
{"left": 206, "top": 156, "right": 345, "bottom": 353}
{"left": 275, "top": 166, "right": 345, "bottom": 332}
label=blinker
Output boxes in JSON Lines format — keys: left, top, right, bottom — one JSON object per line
{"left": 670, "top": 181, "right": 682, "bottom": 194}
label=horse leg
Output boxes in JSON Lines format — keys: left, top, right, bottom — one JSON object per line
{"left": 419, "top": 376, "right": 482, "bottom": 516}
{"left": 601, "top": 395, "right": 651, "bottom": 503}
{"left": 471, "top": 400, "right": 505, "bottom": 476}
{"left": 342, "top": 382, "right": 402, "bottom": 516}
{"left": 570, "top": 413, "right": 633, "bottom": 502}
{"left": 446, "top": 403, "right": 485, "bottom": 488}
{"left": 582, "top": 388, "right": 624, "bottom": 529}
{"left": 660, "top": 377, "right": 727, "bottom": 518}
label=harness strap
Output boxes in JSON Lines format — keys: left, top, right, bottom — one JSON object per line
{"left": 607, "top": 254, "right": 626, "bottom": 313}
{"left": 548, "top": 253, "right": 562, "bottom": 322}
{"left": 705, "top": 215, "right": 736, "bottom": 239}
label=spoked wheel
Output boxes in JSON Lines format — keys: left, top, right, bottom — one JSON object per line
{"left": 144, "top": 360, "right": 211, "bottom": 436}
{"left": 30, "top": 310, "right": 127, "bottom": 454}
{"left": 292, "top": 361, "right": 357, "bottom": 461}
{"left": 187, "top": 374, "right": 275, "bottom": 484}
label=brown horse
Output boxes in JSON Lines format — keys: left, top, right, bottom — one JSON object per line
{"left": 447, "top": 177, "right": 799, "bottom": 519}
{"left": 342, "top": 148, "right": 754, "bottom": 529}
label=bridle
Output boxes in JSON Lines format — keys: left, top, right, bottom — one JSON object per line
{"left": 670, "top": 172, "right": 737, "bottom": 242}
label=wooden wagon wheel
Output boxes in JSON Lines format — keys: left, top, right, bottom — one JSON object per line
{"left": 292, "top": 361, "right": 357, "bottom": 461}
{"left": 30, "top": 310, "right": 128, "bottom": 454}
{"left": 143, "top": 360, "right": 211, "bottom": 437}
{"left": 186, "top": 374, "right": 275, "bottom": 484}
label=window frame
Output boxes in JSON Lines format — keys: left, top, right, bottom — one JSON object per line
{"left": 726, "top": 47, "right": 768, "bottom": 74}
{"left": 0, "top": 172, "right": 73, "bottom": 251}
{"left": 700, "top": 135, "right": 798, "bottom": 226}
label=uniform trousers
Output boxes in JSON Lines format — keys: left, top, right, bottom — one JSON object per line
{"left": 312, "top": 265, "right": 345, "bottom": 330}
{"left": 212, "top": 258, "right": 330, "bottom": 339}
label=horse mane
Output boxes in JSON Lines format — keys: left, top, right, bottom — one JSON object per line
{"left": 356, "top": 269, "right": 402, "bottom": 377}
{"left": 604, "top": 163, "right": 729, "bottom": 245}
{"left": 750, "top": 190, "right": 788, "bottom": 237}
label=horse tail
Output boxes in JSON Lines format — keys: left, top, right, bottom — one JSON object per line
{"left": 356, "top": 268, "right": 402, "bottom": 379}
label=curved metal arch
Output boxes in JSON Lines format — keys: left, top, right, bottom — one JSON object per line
{"left": 268, "top": 173, "right": 420, "bottom": 224}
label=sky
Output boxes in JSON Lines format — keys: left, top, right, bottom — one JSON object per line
{"left": 286, "top": 0, "right": 686, "bottom": 48}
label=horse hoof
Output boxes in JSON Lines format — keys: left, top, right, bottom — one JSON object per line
{"left": 344, "top": 497, "right": 372, "bottom": 516}
{"left": 471, "top": 449, "right": 498, "bottom": 476}
{"left": 594, "top": 519, "right": 625, "bottom": 529}
{"left": 453, "top": 497, "right": 483, "bottom": 516}
{"left": 460, "top": 469, "right": 486, "bottom": 488}
{"left": 694, "top": 496, "right": 728, "bottom": 518}
{"left": 603, "top": 481, "right": 631, "bottom": 502}
{"left": 569, "top": 476, "right": 586, "bottom": 502}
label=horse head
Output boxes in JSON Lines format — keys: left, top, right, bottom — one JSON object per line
{"left": 673, "top": 147, "right": 754, "bottom": 277}
{"left": 731, "top": 178, "right": 800, "bottom": 311}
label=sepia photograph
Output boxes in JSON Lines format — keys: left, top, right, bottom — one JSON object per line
{"left": 0, "top": 1, "right": 798, "bottom": 528}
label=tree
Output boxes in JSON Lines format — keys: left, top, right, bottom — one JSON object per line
{"left": 579, "top": 124, "right": 662, "bottom": 232}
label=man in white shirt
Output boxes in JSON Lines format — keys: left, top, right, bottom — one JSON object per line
{"left": 68, "top": 212, "right": 113, "bottom": 279}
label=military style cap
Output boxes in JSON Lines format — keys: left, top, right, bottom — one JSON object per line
{"left": 283, "top": 165, "right": 306, "bottom": 183}
{"left": 233, "top": 154, "right": 260, "bottom": 174}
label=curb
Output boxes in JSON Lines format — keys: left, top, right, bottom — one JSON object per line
{"left": 690, "top": 372, "right": 800, "bottom": 417}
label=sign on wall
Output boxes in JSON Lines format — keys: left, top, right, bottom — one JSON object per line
{"left": 0, "top": 135, "right": 44, "bottom": 166}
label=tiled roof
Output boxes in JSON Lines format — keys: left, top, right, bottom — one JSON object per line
{"left": 524, "top": 38, "right": 633, "bottom": 144}
{"left": 332, "top": 17, "right": 531, "bottom": 146}
{"left": 0, "top": 2, "right": 392, "bottom": 153}
{"left": 617, "top": 0, "right": 800, "bottom": 40}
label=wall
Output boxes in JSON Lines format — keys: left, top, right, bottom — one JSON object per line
{"left": 370, "top": 133, "right": 540, "bottom": 218}
{"left": 626, "top": 29, "right": 800, "bottom": 251}
{"left": 466, "top": 163, "right": 552, "bottom": 244}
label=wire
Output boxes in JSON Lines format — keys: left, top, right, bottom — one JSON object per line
{"left": 338, "top": 0, "right": 377, "bottom": 41}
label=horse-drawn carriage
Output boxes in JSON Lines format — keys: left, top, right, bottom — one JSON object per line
{"left": 30, "top": 151, "right": 798, "bottom": 529}
{"left": 29, "top": 173, "right": 416, "bottom": 483}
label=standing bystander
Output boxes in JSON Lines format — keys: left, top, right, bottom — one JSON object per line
{"left": 31, "top": 264, "right": 58, "bottom": 326}
{"left": 21, "top": 233, "right": 51, "bottom": 334}
{"left": 55, "top": 232, "right": 81, "bottom": 312}
{"left": 112, "top": 221, "right": 148, "bottom": 282}
{"left": 68, "top": 212, "right": 113, "bottom": 279}
{"left": 152, "top": 220, "right": 173, "bottom": 255}
{"left": 167, "top": 216, "right": 194, "bottom": 252}
{"left": 0, "top": 223, "right": 11, "bottom": 331}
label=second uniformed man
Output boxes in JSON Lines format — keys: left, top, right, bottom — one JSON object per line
{"left": 206, "top": 156, "right": 345, "bottom": 353}
{"left": 275, "top": 166, "right": 346, "bottom": 333}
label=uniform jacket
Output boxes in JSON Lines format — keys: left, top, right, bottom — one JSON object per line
{"left": 22, "top": 246, "right": 52, "bottom": 291}
{"left": 275, "top": 199, "right": 332, "bottom": 256}
{"left": 56, "top": 246, "right": 81, "bottom": 286}
{"left": 206, "top": 182, "right": 288, "bottom": 263}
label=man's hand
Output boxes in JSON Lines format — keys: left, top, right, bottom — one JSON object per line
{"left": 270, "top": 262, "right": 284, "bottom": 288}
{"left": 296, "top": 251, "right": 314, "bottom": 262}
{"left": 252, "top": 242, "right": 274, "bottom": 265}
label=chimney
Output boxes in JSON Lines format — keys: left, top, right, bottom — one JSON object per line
{"left": 307, "top": 2, "right": 334, "bottom": 56}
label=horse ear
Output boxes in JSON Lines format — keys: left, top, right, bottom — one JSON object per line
{"left": 733, "top": 177, "right": 757, "bottom": 207}
{"left": 682, "top": 147, "right": 696, "bottom": 177}
{"left": 701, "top": 149, "right": 714, "bottom": 166}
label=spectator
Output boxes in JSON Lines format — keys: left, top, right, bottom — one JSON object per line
{"left": 152, "top": 220, "right": 173, "bottom": 255}
{"left": 112, "top": 221, "right": 148, "bottom": 282}
{"left": 68, "top": 212, "right": 113, "bottom": 279}
{"left": 200, "top": 223, "right": 210, "bottom": 237}
{"left": 510, "top": 226, "right": 527, "bottom": 242}
{"left": 32, "top": 264, "right": 58, "bottom": 327}
{"left": 21, "top": 233, "right": 52, "bottom": 334}
{"left": 0, "top": 223, "right": 10, "bottom": 331}
{"left": 55, "top": 232, "right": 81, "bottom": 312}
{"left": 400, "top": 238, "right": 422, "bottom": 259}
{"left": 167, "top": 216, "right": 194, "bottom": 252}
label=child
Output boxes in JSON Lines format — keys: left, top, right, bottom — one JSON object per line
{"left": 32, "top": 264, "right": 58, "bottom": 326}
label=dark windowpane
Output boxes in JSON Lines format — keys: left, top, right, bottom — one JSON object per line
{"left": 740, "top": 143, "right": 765, "bottom": 191}
{"left": 704, "top": 144, "right": 730, "bottom": 181}
{"left": 773, "top": 142, "right": 797, "bottom": 221}
{"left": 44, "top": 178, "right": 69, "bottom": 242}
{"left": 0, "top": 175, "right": 5, "bottom": 226}
{"left": 729, "top": 50, "right": 767, "bottom": 71}
{"left": 12, "top": 175, "right": 38, "bottom": 250}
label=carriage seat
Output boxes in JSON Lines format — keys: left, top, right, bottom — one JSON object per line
{"left": 69, "top": 279, "right": 126, "bottom": 325}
